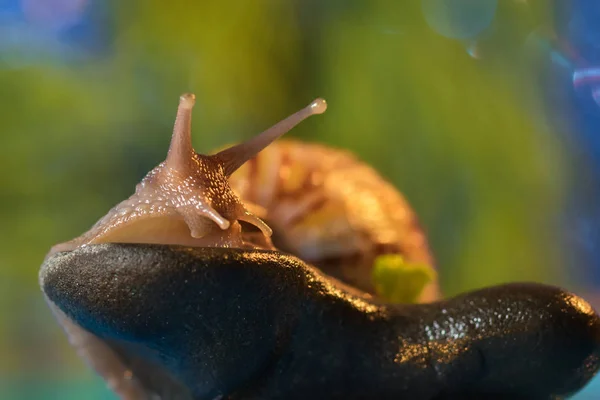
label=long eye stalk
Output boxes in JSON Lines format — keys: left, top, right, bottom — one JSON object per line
{"left": 216, "top": 98, "right": 327, "bottom": 176}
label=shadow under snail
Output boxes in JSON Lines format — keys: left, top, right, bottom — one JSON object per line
{"left": 40, "top": 94, "right": 600, "bottom": 400}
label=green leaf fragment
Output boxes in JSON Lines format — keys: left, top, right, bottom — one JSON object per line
{"left": 372, "top": 254, "right": 436, "bottom": 303}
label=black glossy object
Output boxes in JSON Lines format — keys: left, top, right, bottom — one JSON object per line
{"left": 41, "top": 244, "right": 600, "bottom": 399}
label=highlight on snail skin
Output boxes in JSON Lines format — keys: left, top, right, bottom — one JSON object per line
{"left": 47, "top": 94, "right": 328, "bottom": 257}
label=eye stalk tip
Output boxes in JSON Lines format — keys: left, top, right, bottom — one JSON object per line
{"left": 218, "top": 219, "right": 231, "bottom": 230}
{"left": 309, "top": 98, "right": 327, "bottom": 115}
{"left": 179, "top": 93, "right": 196, "bottom": 109}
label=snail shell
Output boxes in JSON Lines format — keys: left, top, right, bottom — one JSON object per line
{"left": 229, "top": 140, "right": 439, "bottom": 302}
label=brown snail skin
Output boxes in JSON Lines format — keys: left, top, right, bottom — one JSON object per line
{"left": 40, "top": 94, "right": 600, "bottom": 399}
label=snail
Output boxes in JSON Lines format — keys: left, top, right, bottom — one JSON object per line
{"left": 47, "top": 93, "right": 439, "bottom": 304}
{"left": 39, "top": 94, "right": 600, "bottom": 400}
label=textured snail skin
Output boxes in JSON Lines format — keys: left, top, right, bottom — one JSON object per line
{"left": 41, "top": 244, "right": 600, "bottom": 400}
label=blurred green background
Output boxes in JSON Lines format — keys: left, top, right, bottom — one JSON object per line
{"left": 2, "top": 1, "right": 597, "bottom": 399}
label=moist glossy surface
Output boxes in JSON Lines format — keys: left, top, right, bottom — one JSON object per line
{"left": 41, "top": 244, "right": 600, "bottom": 399}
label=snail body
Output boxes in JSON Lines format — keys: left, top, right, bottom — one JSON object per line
{"left": 48, "top": 93, "right": 439, "bottom": 302}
